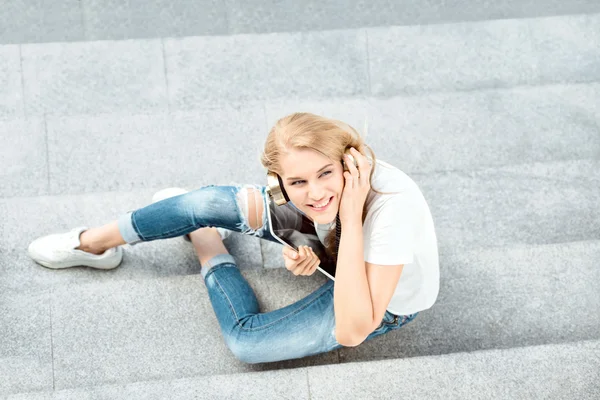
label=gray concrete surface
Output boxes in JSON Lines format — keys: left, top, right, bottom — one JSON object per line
{"left": 3, "top": 0, "right": 600, "bottom": 44}
{"left": 1, "top": 14, "right": 600, "bottom": 121}
{"left": 2, "top": 85, "right": 600, "bottom": 198}
{"left": 1, "top": 6, "right": 599, "bottom": 399}
{"left": 6, "top": 340, "right": 600, "bottom": 399}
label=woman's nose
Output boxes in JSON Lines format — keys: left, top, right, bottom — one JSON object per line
{"left": 308, "top": 184, "right": 326, "bottom": 201}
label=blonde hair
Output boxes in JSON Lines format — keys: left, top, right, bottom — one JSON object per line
{"left": 260, "top": 112, "right": 396, "bottom": 263}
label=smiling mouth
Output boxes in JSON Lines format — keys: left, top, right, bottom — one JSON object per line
{"left": 308, "top": 196, "right": 333, "bottom": 209}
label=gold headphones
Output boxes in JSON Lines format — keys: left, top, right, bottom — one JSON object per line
{"left": 265, "top": 151, "right": 356, "bottom": 206}
{"left": 265, "top": 172, "right": 290, "bottom": 206}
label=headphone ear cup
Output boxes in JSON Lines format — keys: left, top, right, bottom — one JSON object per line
{"left": 276, "top": 174, "right": 291, "bottom": 203}
{"left": 266, "top": 172, "right": 290, "bottom": 206}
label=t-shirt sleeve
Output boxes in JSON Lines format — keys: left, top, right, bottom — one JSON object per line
{"left": 363, "top": 194, "right": 418, "bottom": 266}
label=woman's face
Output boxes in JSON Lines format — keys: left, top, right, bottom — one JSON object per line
{"left": 279, "top": 148, "right": 345, "bottom": 224}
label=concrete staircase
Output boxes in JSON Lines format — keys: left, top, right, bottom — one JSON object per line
{"left": 1, "top": 2, "right": 599, "bottom": 399}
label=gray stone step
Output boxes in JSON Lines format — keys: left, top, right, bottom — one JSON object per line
{"left": 2, "top": 13, "right": 600, "bottom": 121}
{"left": 2, "top": 235, "right": 598, "bottom": 394}
{"left": 2, "top": 0, "right": 600, "bottom": 45}
{"left": 6, "top": 339, "right": 600, "bottom": 399}
{"left": 2, "top": 158, "right": 598, "bottom": 258}
{"left": 2, "top": 82, "right": 599, "bottom": 198}
{"left": 2, "top": 9, "right": 599, "bottom": 399}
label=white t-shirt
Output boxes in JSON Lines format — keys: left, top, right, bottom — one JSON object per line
{"left": 314, "top": 158, "right": 440, "bottom": 316}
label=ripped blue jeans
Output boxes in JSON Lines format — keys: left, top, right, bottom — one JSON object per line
{"left": 117, "top": 184, "right": 418, "bottom": 364}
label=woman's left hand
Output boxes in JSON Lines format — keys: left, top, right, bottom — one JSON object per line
{"left": 339, "top": 147, "right": 372, "bottom": 224}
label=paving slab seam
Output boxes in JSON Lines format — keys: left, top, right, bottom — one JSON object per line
{"left": 0, "top": 186, "right": 159, "bottom": 201}
{"left": 364, "top": 78, "right": 600, "bottom": 101}
{"left": 49, "top": 289, "right": 56, "bottom": 391}
{"left": 364, "top": 29, "right": 372, "bottom": 96}
{"left": 17, "top": 45, "right": 25, "bottom": 119}
{"left": 160, "top": 38, "right": 171, "bottom": 114}
{"left": 332, "top": 338, "right": 600, "bottom": 366}
{"left": 4, "top": 339, "right": 598, "bottom": 397}
{"left": 0, "top": 268, "right": 211, "bottom": 299}
{"left": 9, "top": 366, "right": 315, "bottom": 398}
{"left": 223, "top": 0, "right": 231, "bottom": 35}
{"left": 438, "top": 237, "right": 600, "bottom": 255}
{"left": 305, "top": 369, "right": 312, "bottom": 400}
{"left": 407, "top": 156, "right": 600, "bottom": 179}
{"left": 42, "top": 116, "right": 50, "bottom": 194}
{"left": 78, "top": 0, "right": 85, "bottom": 41}
{"left": 367, "top": 79, "right": 600, "bottom": 102}
{"left": 5, "top": 235, "right": 597, "bottom": 299}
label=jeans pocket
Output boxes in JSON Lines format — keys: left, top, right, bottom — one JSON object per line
{"left": 373, "top": 321, "right": 386, "bottom": 333}
{"left": 372, "top": 311, "right": 395, "bottom": 333}
{"left": 366, "top": 312, "right": 420, "bottom": 344}
{"left": 398, "top": 313, "right": 418, "bottom": 327}
{"left": 383, "top": 312, "right": 419, "bottom": 331}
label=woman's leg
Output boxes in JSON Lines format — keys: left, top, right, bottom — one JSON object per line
{"left": 77, "top": 221, "right": 125, "bottom": 254}
{"left": 93, "top": 182, "right": 338, "bottom": 362}
{"left": 120, "top": 184, "right": 273, "bottom": 243}
{"left": 76, "top": 184, "right": 274, "bottom": 254}
{"left": 77, "top": 183, "right": 417, "bottom": 362}
{"left": 195, "top": 245, "right": 418, "bottom": 363}
{"left": 188, "top": 226, "right": 229, "bottom": 271}
{"left": 185, "top": 212, "right": 418, "bottom": 364}
{"left": 202, "top": 255, "right": 342, "bottom": 364}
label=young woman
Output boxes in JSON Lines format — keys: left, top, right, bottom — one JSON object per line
{"left": 28, "top": 112, "right": 439, "bottom": 364}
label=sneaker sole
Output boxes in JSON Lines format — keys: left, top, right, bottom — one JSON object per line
{"left": 28, "top": 246, "right": 123, "bottom": 270}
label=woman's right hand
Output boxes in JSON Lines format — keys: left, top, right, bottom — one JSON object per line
{"left": 282, "top": 245, "right": 320, "bottom": 276}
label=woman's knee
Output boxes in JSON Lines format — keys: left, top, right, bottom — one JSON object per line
{"left": 223, "top": 326, "right": 295, "bottom": 364}
{"left": 180, "top": 185, "right": 266, "bottom": 233}
{"left": 177, "top": 185, "right": 226, "bottom": 212}
{"left": 236, "top": 187, "right": 265, "bottom": 231}
{"left": 176, "top": 186, "right": 240, "bottom": 227}
{"left": 223, "top": 328, "right": 335, "bottom": 364}
{"left": 224, "top": 335, "right": 266, "bottom": 364}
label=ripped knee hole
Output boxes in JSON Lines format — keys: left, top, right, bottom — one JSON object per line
{"left": 236, "top": 187, "right": 264, "bottom": 230}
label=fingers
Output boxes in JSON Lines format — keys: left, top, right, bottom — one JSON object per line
{"left": 284, "top": 246, "right": 306, "bottom": 273}
{"left": 344, "top": 151, "right": 359, "bottom": 187}
{"left": 286, "top": 246, "right": 319, "bottom": 276}
{"left": 299, "top": 247, "right": 319, "bottom": 276}
{"left": 296, "top": 246, "right": 313, "bottom": 275}
{"left": 347, "top": 147, "right": 371, "bottom": 184}
{"left": 344, "top": 152, "right": 358, "bottom": 175}
{"left": 304, "top": 255, "right": 319, "bottom": 276}
{"left": 282, "top": 246, "right": 298, "bottom": 260}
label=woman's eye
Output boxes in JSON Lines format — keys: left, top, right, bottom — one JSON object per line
{"left": 291, "top": 171, "right": 332, "bottom": 186}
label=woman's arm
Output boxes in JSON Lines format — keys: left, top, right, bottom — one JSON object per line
{"left": 333, "top": 214, "right": 405, "bottom": 347}
{"left": 333, "top": 147, "right": 405, "bottom": 346}
{"left": 333, "top": 214, "right": 372, "bottom": 345}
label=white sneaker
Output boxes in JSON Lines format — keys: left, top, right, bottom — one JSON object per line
{"left": 151, "top": 187, "right": 232, "bottom": 241}
{"left": 28, "top": 226, "right": 123, "bottom": 270}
